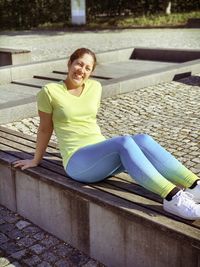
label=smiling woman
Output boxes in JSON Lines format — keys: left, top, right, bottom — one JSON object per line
{"left": 65, "top": 48, "right": 96, "bottom": 96}
{"left": 14, "top": 47, "right": 200, "bottom": 221}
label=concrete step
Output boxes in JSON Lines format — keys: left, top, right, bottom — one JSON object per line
{"left": 1, "top": 48, "right": 200, "bottom": 124}
{"left": 0, "top": 83, "right": 39, "bottom": 124}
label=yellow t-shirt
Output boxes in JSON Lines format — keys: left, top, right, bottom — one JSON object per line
{"left": 36, "top": 79, "right": 106, "bottom": 168}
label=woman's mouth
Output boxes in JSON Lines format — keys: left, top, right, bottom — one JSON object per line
{"left": 73, "top": 73, "right": 83, "bottom": 80}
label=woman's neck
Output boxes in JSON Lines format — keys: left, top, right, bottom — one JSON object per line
{"left": 64, "top": 79, "right": 84, "bottom": 91}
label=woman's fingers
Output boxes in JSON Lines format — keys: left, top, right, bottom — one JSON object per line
{"left": 13, "top": 159, "right": 37, "bottom": 170}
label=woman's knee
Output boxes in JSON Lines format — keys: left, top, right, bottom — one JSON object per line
{"left": 114, "top": 135, "right": 134, "bottom": 149}
{"left": 133, "top": 133, "right": 154, "bottom": 146}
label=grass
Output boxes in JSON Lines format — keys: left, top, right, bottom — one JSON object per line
{"left": 88, "top": 11, "right": 200, "bottom": 29}
{"left": 36, "top": 11, "right": 200, "bottom": 30}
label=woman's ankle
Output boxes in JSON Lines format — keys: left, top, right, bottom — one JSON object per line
{"left": 165, "top": 187, "right": 180, "bottom": 201}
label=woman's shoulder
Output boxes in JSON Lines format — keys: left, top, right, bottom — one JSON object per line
{"left": 87, "top": 79, "right": 102, "bottom": 89}
{"left": 43, "top": 81, "right": 64, "bottom": 92}
{"left": 39, "top": 81, "right": 65, "bottom": 97}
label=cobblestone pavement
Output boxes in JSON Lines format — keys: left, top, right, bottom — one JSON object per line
{"left": 0, "top": 205, "right": 105, "bottom": 267}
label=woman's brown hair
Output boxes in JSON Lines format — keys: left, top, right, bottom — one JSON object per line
{"left": 69, "top": 48, "right": 97, "bottom": 71}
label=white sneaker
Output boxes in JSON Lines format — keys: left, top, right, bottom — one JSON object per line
{"left": 185, "top": 180, "right": 200, "bottom": 203}
{"left": 163, "top": 190, "right": 200, "bottom": 220}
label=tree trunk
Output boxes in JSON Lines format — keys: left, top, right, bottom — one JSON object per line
{"left": 166, "top": 1, "right": 171, "bottom": 15}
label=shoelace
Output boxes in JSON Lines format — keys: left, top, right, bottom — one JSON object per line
{"left": 177, "top": 191, "right": 196, "bottom": 210}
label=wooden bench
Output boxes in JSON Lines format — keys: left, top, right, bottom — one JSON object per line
{"left": 0, "top": 48, "right": 31, "bottom": 66}
{"left": 0, "top": 126, "right": 199, "bottom": 267}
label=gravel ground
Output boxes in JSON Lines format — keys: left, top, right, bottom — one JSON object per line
{"left": 0, "top": 28, "right": 200, "bottom": 62}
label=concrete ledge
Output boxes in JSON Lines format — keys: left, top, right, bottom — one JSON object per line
{"left": 0, "top": 48, "right": 31, "bottom": 66}
{"left": 131, "top": 47, "right": 200, "bottom": 63}
{"left": 0, "top": 95, "right": 37, "bottom": 124}
{"left": 0, "top": 128, "right": 199, "bottom": 267}
{"left": 102, "top": 59, "right": 200, "bottom": 98}
{"left": 0, "top": 159, "right": 199, "bottom": 267}
{"left": 0, "top": 48, "right": 133, "bottom": 84}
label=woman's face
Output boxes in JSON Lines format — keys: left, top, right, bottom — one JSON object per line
{"left": 67, "top": 53, "right": 94, "bottom": 89}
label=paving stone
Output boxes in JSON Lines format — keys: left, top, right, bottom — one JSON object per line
{"left": 54, "top": 243, "right": 74, "bottom": 258}
{"left": 30, "top": 244, "right": 46, "bottom": 255}
{"left": 22, "top": 225, "right": 41, "bottom": 235}
{"left": 0, "top": 219, "right": 5, "bottom": 224}
{"left": 3, "top": 214, "right": 19, "bottom": 224}
{"left": 0, "top": 224, "right": 15, "bottom": 234}
{"left": 10, "top": 249, "right": 27, "bottom": 260}
{"left": 54, "top": 258, "right": 72, "bottom": 267}
{"left": 0, "top": 242, "right": 22, "bottom": 255}
{"left": 40, "top": 251, "right": 59, "bottom": 263}
{"left": 37, "top": 261, "right": 52, "bottom": 267}
{"left": 16, "top": 236, "right": 36, "bottom": 248}
{"left": 7, "top": 229, "right": 24, "bottom": 241}
{"left": 16, "top": 220, "right": 31, "bottom": 230}
{"left": 22, "top": 255, "right": 41, "bottom": 266}
{"left": 40, "top": 235, "right": 60, "bottom": 249}
{"left": 0, "top": 233, "right": 9, "bottom": 245}
{"left": 33, "top": 231, "right": 46, "bottom": 241}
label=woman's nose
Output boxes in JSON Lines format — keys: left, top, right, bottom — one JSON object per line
{"left": 78, "top": 66, "right": 84, "bottom": 73}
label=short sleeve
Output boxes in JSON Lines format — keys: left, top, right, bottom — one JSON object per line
{"left": 36, "top": 86, "right": 53, "bottom": 114}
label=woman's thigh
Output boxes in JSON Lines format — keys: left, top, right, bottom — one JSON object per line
{"left": 66, "top": 137, "right": 125, "bottom": 183}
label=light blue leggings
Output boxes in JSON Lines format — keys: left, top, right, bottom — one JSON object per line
{"left": 66, "top": 134, "right": 198, "bottom": 198}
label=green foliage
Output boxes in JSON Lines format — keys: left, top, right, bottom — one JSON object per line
{"left": 0, "top": 0, "right": 71, "bottom": 30}
{"left": 115, "top": 11, "right": 200, "bottom": 27}
{"left": 0, "top": 0, "right": 199, "bottom": 30}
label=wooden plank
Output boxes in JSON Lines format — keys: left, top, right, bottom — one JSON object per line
{"left": 0, "top": 126, "right": 57, "bottom": 149}
{"left": 0, "top": 128, "right": 60, "bottom": 158}
{"left": 0, "top": 150, "right": 19, "bottom": 165}
{"left": 0, "top": 141, "right": 64, "bottom": 174}
{"left": 107, "top": 176, "right": 161, "bottom": 203}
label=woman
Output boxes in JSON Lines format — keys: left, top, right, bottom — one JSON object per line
{"left": 14, "top": 48, "right": 200, "bottom": 220}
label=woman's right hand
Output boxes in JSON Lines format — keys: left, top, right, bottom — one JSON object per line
{"left": 13, "top": 159, "right": 39, "bottom": 170}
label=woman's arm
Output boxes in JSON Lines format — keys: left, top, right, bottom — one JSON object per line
{"left": 14, "top": 111, "right": 53, "bottom": 170}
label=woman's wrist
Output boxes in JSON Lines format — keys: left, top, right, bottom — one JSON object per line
{"left": 33, "top": 157, "right": 41, "bottom": 165}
